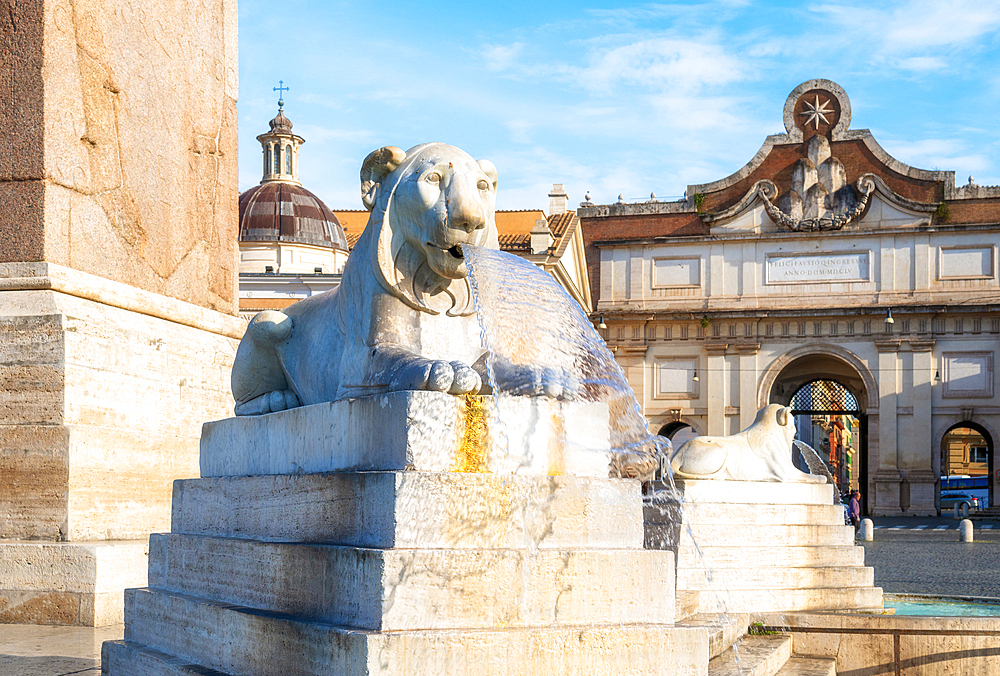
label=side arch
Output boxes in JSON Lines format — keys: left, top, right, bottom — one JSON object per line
{"left": 657, "top": 419, "right": 702, "bottom": 438}
{"left": 933, "top": 417, "right": 999, "bottom": 460}
{"left": 935, "top": 417, "right": 997, "bottom": 512}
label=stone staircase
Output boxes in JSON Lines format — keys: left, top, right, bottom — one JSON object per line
{"left": 101, "top": 468, "right": 850, "bottom": 675}
{"left": 646, "top": 479, "right": 883, "bottom": 618}
{"left": 678, "top": 615, "right": 837, "bottom": 676}
{"left": 103, "top": 470, "right": 710, "bottom": 675}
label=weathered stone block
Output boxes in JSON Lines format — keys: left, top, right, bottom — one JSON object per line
{"left": 651, "top": 478, "right": 882, "bottom": 617}
{"left": 171, "top": 472, "right": 643, "bottom": 550}
{"left": 200, "top": 392, "right": 612, "bottom": 478}
{"left": 0, "top": 0, "right": 239, "bottom": 313}
{"left": 147, "top": 533, "right": 675, "bottom": 630}
{"left": 123, "top": 588, "right": 707, "bottom": 676}
{"left": 0, "top": 540, "right": 147, "bottom": 625}
{"left": 0, "top": 268, "right": 241, "bottom": 542}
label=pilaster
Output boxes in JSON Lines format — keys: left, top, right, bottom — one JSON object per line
{"left": 905, "top": 341, "right": 937, "bottom": 515}
{"left": 736, "top": 343, "right": 760, "bottom": 430}
{"left": 705, "top": 343, "right": 728, "bottom": 436}
{"left": 873, "top": 339, "right": 902, "bottom": 515}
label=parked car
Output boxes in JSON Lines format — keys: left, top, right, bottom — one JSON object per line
{"left": 940, "top": 492, "right": 980, "bottom": 513}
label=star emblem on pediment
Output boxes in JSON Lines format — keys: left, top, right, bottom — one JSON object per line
{"left": 800, "top": 95, "right": 834, "bottom": 130}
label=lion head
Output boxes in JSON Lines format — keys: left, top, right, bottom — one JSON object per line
{"left": 747, "top": 404, "right": 797, "bottom": 458}
{"left": 355, "top": 143, "right": 499, "bottom": 316}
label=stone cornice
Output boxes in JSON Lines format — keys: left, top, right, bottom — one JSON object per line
{"left": 874, "top": 339, "right": 902, "bottom": 353}
{"left": 908, "top": 340, "right": 936, "bottom": 353}
{"left": 590, "top": 220, "right": 1000, "bottom": 248}
{"left": 0, "top": 262, "right": 247, "bottom": 339}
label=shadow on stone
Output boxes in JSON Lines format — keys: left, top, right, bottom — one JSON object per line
{"left": 0, "top": 653, "right": 98, "bottom": 676}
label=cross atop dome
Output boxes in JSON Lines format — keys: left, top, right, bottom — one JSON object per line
{"left": 273, "top": 80, "right": 289, "bottom": 109}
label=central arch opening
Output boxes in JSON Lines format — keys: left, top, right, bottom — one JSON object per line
{"left": 789, "top": 379, "right": 864, "bottom": 500}
{"left": 767, "top": 351, "right": 872, "bottom": 514}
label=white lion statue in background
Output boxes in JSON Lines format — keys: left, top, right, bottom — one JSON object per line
{"left": 669, "top": 404, "right": 827, "bottom": 483}
{"left": 231, "top": 142, "right": 572, "bottom": 417}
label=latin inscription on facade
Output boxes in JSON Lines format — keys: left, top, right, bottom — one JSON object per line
{"left": 765, "top": 252, "right": 870, "bottom": 284}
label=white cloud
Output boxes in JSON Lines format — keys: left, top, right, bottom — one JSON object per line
{"left": 812, "top": 0, "right": 1000, "bottom": 62}
{"left": 294, "top": 124, "right": 377, "bottom": 144}
{"left": 880, "top": 0, "right": 1000, "bottom": 50}
{"left": 482, "top": 42, "right": 525, "bottom": 72}
{"left": 574, "top": 36, "right": 745, "bottom": 92}
{"left": 505, "top": 119, "right": 534, "bottom": 145}
{"left": 894, "top": 56, "right": 947, "bottom": 71}
{"left": 879, "top": 137, "right": 991, "bottom": 174}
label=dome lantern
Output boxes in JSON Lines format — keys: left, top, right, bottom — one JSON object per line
{"left": 256, "top": 81, "right": 304, "bottom": 185}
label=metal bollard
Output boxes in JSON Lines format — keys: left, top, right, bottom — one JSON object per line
{"left": 860, "top": 518, "right": 874, "bottom": 541}
{"left": 960, "top": 519, "right": 974, "bottom": 542}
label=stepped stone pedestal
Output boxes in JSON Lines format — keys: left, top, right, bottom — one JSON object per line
{"left": 103, "top": 393, "right": 710, "bottom": 675}
{"left": 0, "top": 264, "right": 242, "bottom": 626}
{"left": 646, "top": 479, "right": 883, "bottom": 618}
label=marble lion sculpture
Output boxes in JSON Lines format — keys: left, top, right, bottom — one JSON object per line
{"left": 231, "top": 143, "right": 499, "bottom": 415}
{"left": 669, "top": 404, "right": 827, "bottom": 483}
{"left": 231, "top": 142, "right": 584, "bottom": 418}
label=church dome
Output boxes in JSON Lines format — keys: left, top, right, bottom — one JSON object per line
{"left": 238, "top": 182, "right": 349, "bottom": 251}
{"left": 239, "top": 97, "right": 349, "bottom": 252}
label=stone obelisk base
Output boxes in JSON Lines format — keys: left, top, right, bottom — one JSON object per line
{"left": 0, "top": 263, "right": 242, "bottom": 625}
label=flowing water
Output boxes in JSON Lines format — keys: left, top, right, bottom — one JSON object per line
{"left": 464, "top": 245, "right": 748, "bottom": 670}
{"left": 463, "top": 244, "right": 670, "bottom": 468}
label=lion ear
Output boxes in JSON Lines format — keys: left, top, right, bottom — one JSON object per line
{"left": 360, "top": 146, "right": 406, "bottom": 210}
{"left": 776, "top": 406, "right": 790, "bottom": 427}
{"left": 478, "top": 159, "right": 498, "bottom": 190}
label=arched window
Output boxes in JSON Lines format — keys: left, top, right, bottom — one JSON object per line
{"left": 285, "top": 145, "right": 292, "bottom": 174}
{"left": 273, "top": 144, "right": 281, "bottom": 174}
{"left": 264, "top": 146, "right": 271, "bottom": 175}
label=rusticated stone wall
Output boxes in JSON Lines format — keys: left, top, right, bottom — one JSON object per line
{"left": 0, "top": 0, "right": 239, "bottom": 314}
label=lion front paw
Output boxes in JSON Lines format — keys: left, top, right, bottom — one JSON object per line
{"left": 234, "top": 389, "right": 301, "bottom": 416}
{"left": 390, "top": 359, "right": 483, "bottom": 395}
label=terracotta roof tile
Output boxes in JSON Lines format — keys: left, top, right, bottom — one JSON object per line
{"left": 495, "top": 210, "right": 547, "bottom": 237}
{"left": 333, "top": 209, "right": 574, "bottom": 254}
{"left": 499, "top": 233, "right": 531, "bottom": 252}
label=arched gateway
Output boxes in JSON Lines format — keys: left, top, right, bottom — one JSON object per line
{"left": 762, "top": 347, "right": 875, "bottom": 514}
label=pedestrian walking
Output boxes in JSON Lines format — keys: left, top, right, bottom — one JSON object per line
{"left": 848, "top": 490, "right": 861, "bottom": 534}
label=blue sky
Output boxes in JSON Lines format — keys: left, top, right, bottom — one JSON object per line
{"left": 237, "top": 0, "right": 1000, "bottom": 211}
